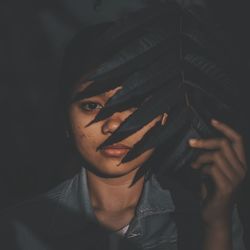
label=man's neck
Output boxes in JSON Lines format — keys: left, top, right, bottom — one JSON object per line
{"left": 86, "top": 169, "right": 144, "bottom": 212}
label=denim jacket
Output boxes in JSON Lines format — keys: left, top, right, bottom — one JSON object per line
{"left": 0, "top": 167, "right": 246, "bottom": 250}
{"left": 80, "top": 168, "right": 178, "bottom": 249}
{"left": 79, "top": 168, "right": 245, "bottom": 250}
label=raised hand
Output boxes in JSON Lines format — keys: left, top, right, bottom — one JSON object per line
{"left": 189, "top": 119, "right": 247, "bottom": 227}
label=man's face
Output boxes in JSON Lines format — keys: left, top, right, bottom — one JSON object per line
{"left": 68, "top": 81, "right": 166, "bottom": 178}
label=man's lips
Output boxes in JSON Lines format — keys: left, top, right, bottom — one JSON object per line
{"left": 103, "top": 144, "right": 131, "bottom": 149}
{"left": 101, "top": 144, "right": 131, "bottom": 158}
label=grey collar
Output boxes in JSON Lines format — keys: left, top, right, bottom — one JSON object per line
{"left": 136, "top": 174, "right": 175, "bottom": 215}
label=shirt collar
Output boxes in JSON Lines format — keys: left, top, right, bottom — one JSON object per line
{"left": 136, "top": 175, "right": 175, "bottom": 216}
{"left": 78, "top": 167, "right": 175, "bottom": 216}
{"left": 51, "top": 167, "right": 175, "bottom": 236}
{"left": 125, "top": 174, "right": 175, "bottom": 239}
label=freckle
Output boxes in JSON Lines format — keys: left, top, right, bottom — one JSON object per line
{"left": 80, "top": 133, "right": 86, "bottom": 138}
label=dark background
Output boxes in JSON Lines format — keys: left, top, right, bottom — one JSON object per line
{"left": 1, "top": 0, "right": 250, "bottom": 246}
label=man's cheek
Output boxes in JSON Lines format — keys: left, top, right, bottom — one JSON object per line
{"left": 78, "top": 135, "right": 98, "bottom": 151}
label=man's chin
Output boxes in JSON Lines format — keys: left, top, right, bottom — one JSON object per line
{"left": 87, "top": 162, "right": 139, "bottom": 179}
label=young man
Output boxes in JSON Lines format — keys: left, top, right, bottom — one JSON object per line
{"left": 0, "top": 2, "right": 247, "bottom": 250}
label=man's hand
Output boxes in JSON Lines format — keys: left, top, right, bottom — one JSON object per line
{"left": 189, "top": 119, "right": 247, "bottom": 250}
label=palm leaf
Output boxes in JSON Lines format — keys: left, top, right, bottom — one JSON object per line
{"left": 98, "top": 2, "right": 181, "bottom": 51}
{"left": 121, "top": 106, "right": 191, "bottom": 164}
{"left": 189, "top": 104, "right": 224, "bottom": 139}
{"left": 119, "top": 121, "right": 163, "bottom": 165}
{"left": 182, "top": 28, "right": 231, "bottom": 68}
{"left": 183, "top": 54, "right": 236, "bottom": 109}
{"left": 157, "top": 106, "right": 209, "bottom": 174}
{"left": 96, "top": 83, "right": 185, "bottom": 151}
{"left": 184, "top": 54, "right": 234, "bottom": 90}
{"left": 104, "top": 50, "right": 180, "bottom": 107}
{"left": 88, "top": 28, "right": 178, "bottom": 82}
{"left": 87, "top": 51, "right": 180, "bottom": 126}
{"left": 163, "top": 102, "right": 227, "bottom": 174}
{"left": 63, "top": 2, "right": 240, "bottom": 183}
{"left": 182, "top": 30, "right": 210, "bottom": 50}
{"left": 71, "top": 34, "right": 179, "bottom": 102}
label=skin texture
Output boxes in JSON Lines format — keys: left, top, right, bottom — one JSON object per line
{"left": 68, "top": 81, "right": 166, "bottom": 230}
{"left": 69, "top": 81, "right": 165, "bottom": 179}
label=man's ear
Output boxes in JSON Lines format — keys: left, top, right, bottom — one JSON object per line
{"left": 161, "top": 113, "right": 168, "bottom": 126}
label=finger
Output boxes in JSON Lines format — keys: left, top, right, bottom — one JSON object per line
{"left": 211, "top": 119, "right": 241, "bottom": 143}
{"left": 211, "top": 119, "right": 247, "bottom": 164}
{"left": 189, "top": 137, "right": 223, "bottom": 150}
{"left": 219, "top": 138, "right": 247, "bottom": 174}
{"left": 193, "top": 136, "right": 247, "bottom": 173}
{"left": 189, "top": 137, "right": 247, "bottom": 171}
{"left": 192, "top": 152, "right": 241, "bottom": 183}
{"left": 201, "top": 164, "right": 235, "bottom": 198}
{"left": 191, "top": 153, "right": 213, "bottom": 168}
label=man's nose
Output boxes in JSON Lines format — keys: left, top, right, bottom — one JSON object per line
{"left": 102, "top": 112, "right": 124, "bottom": 135}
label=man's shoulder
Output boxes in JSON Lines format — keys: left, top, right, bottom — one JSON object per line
{"left": 0, "top": 176, "right": 76, "bottom": 233}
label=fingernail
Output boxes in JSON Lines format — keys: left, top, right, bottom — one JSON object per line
{"left": 189, "top": 139, "right": 197, "bottom": 146}
{"left": 211, "top": 118, "right": 219, "bottom": 124}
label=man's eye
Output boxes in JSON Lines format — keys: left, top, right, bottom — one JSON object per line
{"left": 79, "top": 102, "right": 103, "bottom": 111}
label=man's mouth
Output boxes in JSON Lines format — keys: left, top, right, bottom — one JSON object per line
{"left": 101, "top": 144, "right": 131, "bottom": 158}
